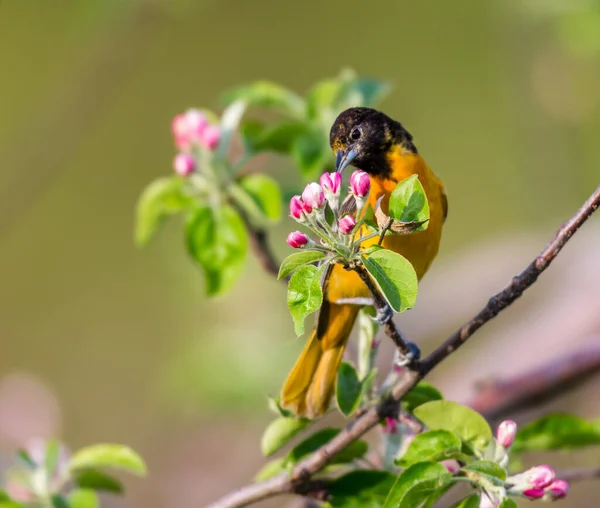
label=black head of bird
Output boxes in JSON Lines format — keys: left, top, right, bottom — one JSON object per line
{"left": 329, "top": 107, "right": 416, "bottom": 177}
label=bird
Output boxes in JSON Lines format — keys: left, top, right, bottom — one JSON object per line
{"left": 280, "top": 107, "right": 448, "bottom": 418}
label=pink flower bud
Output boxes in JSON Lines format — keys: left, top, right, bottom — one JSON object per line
{"left": 349, "top": 170, "right": 370, "bottom": 198}
{"left": 300, "top": 200, "right": 313, "bottom": 214}
{"left": 173, "top": 153, "right": 195, "bottom": 176}
{"left": 286, "top": 231, "right": 308, "bottom": 249}
{"left": 172, "top": 113, "right": 191, "bottom": 150}
{"left": 290, "top": 196, "right": 305, "bottom": 220}
{"left": 320, "top": 172, "right": 342, "bottom": 195}
{"left": 523, "top": 488, "right": 545, "bottom": 500}
{"left": 186, "top": 108, "right": 208, "bottom": 138}
{"left": 440, "top": 459, "right": 460, "bottom": 475}
{"left": 382, "top": 416, "right": 398, "bottom": 434}
{"left": 526, "top": 465, "right": 555, "bottom": 489}
{"left": 338, "top": 214, "right": 356, "bottom": 234}
{"left": 496, "top": 420, "right": 517, "bottom": 448}
{"left": 545, "top": 479, "right": 569, "bottom": 500}
{"left": 201, "top": 124, "right": 221, "bottom": 150}
{"left": 302, "top": 182, "right": 325, "bottom": 210}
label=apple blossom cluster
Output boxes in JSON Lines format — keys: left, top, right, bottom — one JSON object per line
{"left": 170, "top": 109, "right": 221, "bottom": 176}
{"left": 285, "top": 170, "right": 372, "bottom": 255}
{"left": 495, "top": 420, "right": 569, "bottom": 503}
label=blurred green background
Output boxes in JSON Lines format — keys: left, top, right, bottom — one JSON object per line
{"left": 1, "top": 0, "right": 599, "bottom": 506}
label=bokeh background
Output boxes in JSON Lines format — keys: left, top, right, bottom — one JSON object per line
{"left": 1, "top": 0, "right": 599, "bottom": 506}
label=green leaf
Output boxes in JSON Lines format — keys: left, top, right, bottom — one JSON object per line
{"left": 306, "top": 78, "right": 344, "bottom": 120}
{"left": 328, "top": 470, "right": 396, "bottom": 508}
{"left": 278, "top": 251, "right": 326, "bottom": 280}
{"left": 67, "top": 490, "right": 98, "bottom": 508}
{"left": 74, "top": 470, "right": 123, "bottom": 493}
{"left": 51, "top": 497, "right": 69, "bottom": 508}
{"left": 361, "top": 250, "right": 418, "bottom": 313}
{"left": 68, "top": 444, "right": 146, "bottom": 476}
{"left": 512, "top": 413, "right": 600, "bottom": 453}
{"left": 221, "top": 81, "right": 305, "bottom": 117}
{"left": 396, "top": 430, "right": 462, "bottom": 467}
{"left": 388, "top": 174, "right": 430, "bottom": 230}
{"left": 0, "top": 503, "right": 22, "bottom": 508}
{"left": 336, "top": 362, "right": 362, "bottom": 417}
{"left": 291, "top": 129, "right": 331, "bottom": 179}
{"left": 414, "top": 401, "right": 492, "bottom": 451}
{"left": 383, "top": 461, "right": 452, "bottom": 508}
{"left": 0, "top": 492, "right": 10, "bottom": 502}
{"left": 236, "top": 174, "right": 282, "bottom": 223}
{"left": 402, "top": 382, "right": 443, "bottom": 413}
{"left": 16, "top": 449, "right": 36, "bottom": 468}
{"left": 462, "top": 460, "right": 506, "bottom": 488}
{"left": 240, "top": 120, "right": 308, "bottom": 154}
{"left": 44, "top": 439, "right": 61, "bottom": 477}
{"left": 286, "top": 428, "right": 367, "bottom": 465}
{"left": 254, "top": 457, "right": 286, "bottom": 481}
{"left": 347, "top": 78, "right": 391, "bottom": 108}
{"left": 267, "top": 396, "right": 293, "bottom": 418}
{"left": 452, "top": 494, "right": 481, "bottom": 508}
{"left": 185, "top": 205, "right": 248, "bottom": 296}
{"left": 260, "top": 417, "right": 310, "bottom": 456}
{"left": 287, "top": 265, "right": 323, "bottom": 336}
{"left": 499, "top": 499, "right": 518, "bottom": 508}
{"left": 135, "top": 176, "right": 192, "bottom": 246}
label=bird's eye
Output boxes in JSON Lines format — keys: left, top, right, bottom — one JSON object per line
{"left": 350, "top": 127, "right": 361, "bottom": 141}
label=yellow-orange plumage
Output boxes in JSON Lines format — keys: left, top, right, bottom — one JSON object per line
{"left": 281, "top": 108, "right": 447, "bottom": 418}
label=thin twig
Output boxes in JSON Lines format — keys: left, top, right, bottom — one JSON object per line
{"left": 469, "top": 340, "right": 600, "bottom": 422}
{"left": 558, "top": 467, "right": 600, "bottom": 483}
{"left": 351, "top": 263, "right": 414, "bottom": 360}
{"left": 236, "top": 206, "right": 282, "bottom": 280}
{"left": 378, "top": 217, "right": 394, "bottom": 246}
{"left": 208, "top": 185, "right": 600, "bottom": 508}
{"left": 420, "top": 186, "right": 600, "bottom": 375}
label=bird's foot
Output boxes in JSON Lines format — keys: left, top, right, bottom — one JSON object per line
{"left": 375, "top": 305, "right": 394, "bottom": 325}
{"left": 396, "top": 342, "right": 421, "bottom": 366}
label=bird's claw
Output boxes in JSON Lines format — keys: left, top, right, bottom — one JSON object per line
{"left": 375, "top": 305, "right": 394, "bottom": 325}
{"left": 395, "top": 341, "right": 421, "bottom": 367}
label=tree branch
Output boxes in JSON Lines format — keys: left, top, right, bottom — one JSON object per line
{"left": 209, "top": 185, "right": 600, "bottom": 508}
{"left": 420, "top": 186, "right": 600, "bottom": 375}
{"left": 469, "top": 340, "right": 600, "bottom": 422}
{"left": 236, "top": 206, "right": 282, "bottom": 279}
{"left": 352, "top": 264, "right": 414, "bottom": 360}
{"left": 558, "top": 467, "right": 600, "bottom": 483}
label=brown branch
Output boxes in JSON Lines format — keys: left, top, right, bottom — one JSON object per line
{"left": 236, "top": 206, "right": 282, "bottom": 279}
{"left": 352, "top": 263, "right": 414, "bottom": 360}
{"left": 420, "top": 186, "right": 600, "bottom": 375}
{"left": 208, "top": 185, "right": 600, "bottom": 508}
{"left": 558, "top": 467, "right": 600, "bottom": 483}
{"left": 469, "top": 340, "right": 600, "bottom": 422}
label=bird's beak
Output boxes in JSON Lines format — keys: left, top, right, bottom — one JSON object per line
{"left": 336, "top": 148, "right": 358, "bottom": 173}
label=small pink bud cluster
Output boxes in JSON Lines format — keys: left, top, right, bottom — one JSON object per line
{"left": 508, "top": 465, "right": 568, "bottom": 501}
{"left": 285, "top": 170, "right": 371, "bottom": 251}
{"left": 171, "top": 109, "right": 221, "bottom": 177}
{"left": 172, "top": 109, "right": 221, "bottom": 152}
{"left": 496, "top": 420, "right": 517, "bottom": 448}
